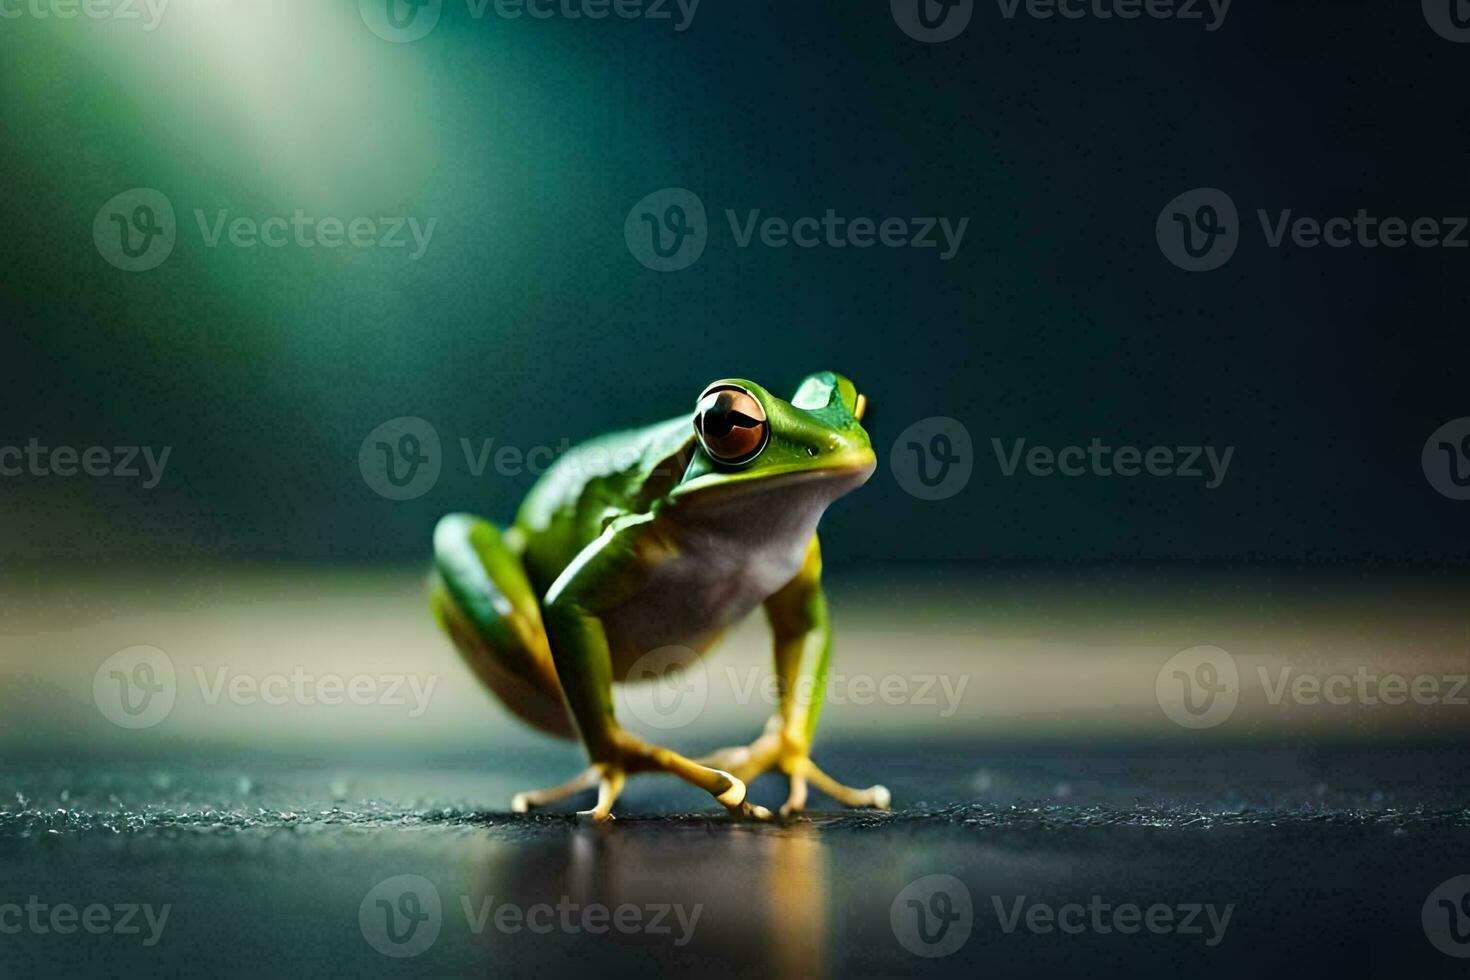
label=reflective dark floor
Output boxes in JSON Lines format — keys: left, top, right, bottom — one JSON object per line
{"left": 4, "top": 739, "right": 1470, "bottom": 977}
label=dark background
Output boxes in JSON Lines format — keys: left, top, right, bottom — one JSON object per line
{"left": 2, "top": 0, "right": 1467, "bottom": 569}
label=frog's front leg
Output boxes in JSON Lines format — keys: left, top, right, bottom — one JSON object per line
{"left": 541, "top": 519, "right": 773, "bottom": 822}
{"left": 702, "top": 536, "right": 891, "bottom": 816}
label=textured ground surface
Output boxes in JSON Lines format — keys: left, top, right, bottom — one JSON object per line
{"left": 5, "top": 567, "right": 1469, "bottom": 976}
{"left": 4, "top": 739, "right": 1470, "bottom": 978}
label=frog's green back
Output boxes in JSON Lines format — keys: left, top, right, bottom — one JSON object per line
{"left": 514, "top": 415, "right": 694, "bottom": 596}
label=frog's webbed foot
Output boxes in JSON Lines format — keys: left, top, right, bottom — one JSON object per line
{"left": 697, "top": 722, "right": 891, "bottom": 818}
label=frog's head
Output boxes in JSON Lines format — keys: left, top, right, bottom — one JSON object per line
{"left": 671, "top": 372, "right": 875, "bottom": 504}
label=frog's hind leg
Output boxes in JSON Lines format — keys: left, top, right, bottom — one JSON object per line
{"left": 431, "top": 513, "right": 575, "bottom": 741}
{"left": 434, "top": 514, "right": 614, "bottom": 813}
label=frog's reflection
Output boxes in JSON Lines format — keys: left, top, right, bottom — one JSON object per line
{"left": 471, "top": 820, "right": 828, "bottom": 975}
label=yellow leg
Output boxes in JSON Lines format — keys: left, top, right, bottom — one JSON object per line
{"left": 581, "top": 766, "right": 626, "bottom": 821}
{"left": 781, "top": 762, "right": 809, "bottom": 818}
{"left": 541, "top": 553, "right": 775, "bottom": 822}
{"left": 742, "top": 536, "right": 891, "bottom": 817}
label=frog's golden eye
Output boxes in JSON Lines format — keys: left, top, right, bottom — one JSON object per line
{"left": 694, "top": 383, "right": 769, "bottom": 465}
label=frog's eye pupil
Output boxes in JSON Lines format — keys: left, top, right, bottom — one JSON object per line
{"left": 694, "top": 383, "right": 769, "bottom": 465}
{"left": 701, "top": 409, "right": 760, "bottom": 438}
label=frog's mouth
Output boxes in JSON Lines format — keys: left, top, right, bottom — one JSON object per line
{"left": 670, "top": 451, "right": 877, "bottom": 505}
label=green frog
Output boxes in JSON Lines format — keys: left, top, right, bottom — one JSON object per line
{"left": 430, "top": 372, "right": 889, "bottom": 821}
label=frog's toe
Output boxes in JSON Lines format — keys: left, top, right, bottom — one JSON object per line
{"left": 715, "top": 773, "right": 774, "bottom": 820}
{"left": 510, "top": 765, "right": 600, "bottom": 814}
{"left": 711, "top": 771, "right": 746, "bottom": 807}
{"left": 778, "top": 770, "right": 809, "bottom": 818}
{"left": 806, "top": 760, "right": 891, "bottom": 810}
{"left": 575, "top": 766, "right": 626, "bottom": 822}
{"left": 728, "top": 800, "right": 775, "bottom": 821}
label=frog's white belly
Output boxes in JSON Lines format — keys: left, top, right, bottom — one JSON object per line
{"left": 601, "top": 473, "right": 860, "bottom": 676}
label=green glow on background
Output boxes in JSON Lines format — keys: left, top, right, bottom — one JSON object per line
{"left": 14, "top": 1, "right": 442, "bottom": 212}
